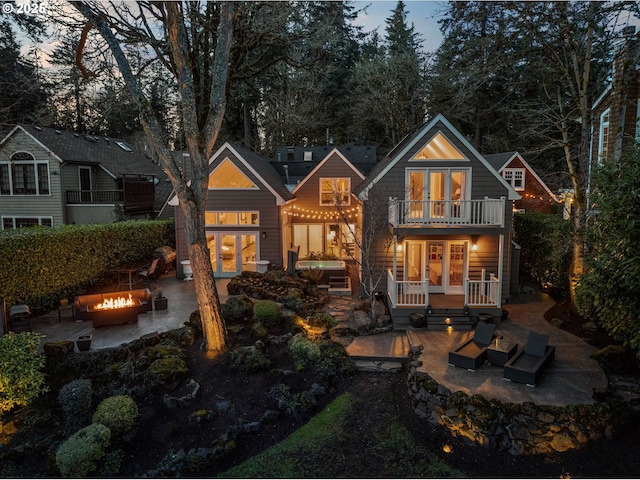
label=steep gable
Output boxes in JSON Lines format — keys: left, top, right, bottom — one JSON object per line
{"left": 355, "top": 114, "right": 519, "bottom": 201}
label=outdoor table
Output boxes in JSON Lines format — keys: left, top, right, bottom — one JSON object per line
{"left": 115, "top": 266, "right": 143, "bottom": 290}
{"left": 487, "top": 338, "right": 518, "bottom": 367}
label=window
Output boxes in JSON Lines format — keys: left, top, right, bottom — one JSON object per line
{"left": 2, "top": 216, "right": 53, "bottom": 230}
{"left": 0, "top": 152, "right": 50, "bottom": 195}
{"left": 598, "top": 109, "right": 610, "bottom": 164}
{"left": 412, "top": 132, "right": 466, "bottom": 160}
{"left": 503, "top": 168, "right": 525, "bottom": 191}
{"left": 205, "top": 211, "right": 259, "bottom": 226}
{"left": 320, "top": 178, "right": 350, "bottom": 205}
{"left": 208, "top": 158, "right": 258, "bottom": 189}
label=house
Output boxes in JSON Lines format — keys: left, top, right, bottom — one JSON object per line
{"left": 170, "top": 144, "right": 377, "bottom": 282}
{"left": 484, "top": 152, "right": 559, "bottom": 214}
{"left": 354, "top": 114, "right": 521, "bottom": 326}
{"left": 591, "top": 26, "right": 640, "bottom": 167}
{"left": 169, "top": 143, "right": 294, "bottom": 278}
{"left": 281, "top": 148, "right": 372, "bottom": 262}
{"left": 0, "top": 125, "right": 172, "bottom": 229}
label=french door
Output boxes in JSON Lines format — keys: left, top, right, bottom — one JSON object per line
{"left": 405, "top": 240, "right": 467, "bottom": 294}
{"left": 206, "top": 232, "right": 258, "bottom": 278}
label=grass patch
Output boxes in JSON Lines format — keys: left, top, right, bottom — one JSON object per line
{"left": 220, "top": 391, "right": 463, "bottom": 478}
{"left": 222, "top": 393, "right": 353, "bottom": 478}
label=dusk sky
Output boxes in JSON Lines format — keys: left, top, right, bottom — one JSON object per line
{"left": 353, "top": 0, "right": 446, "bottom": 52}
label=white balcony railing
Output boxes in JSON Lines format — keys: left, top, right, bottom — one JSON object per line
{"left": 389, "top": 197, "right": 505, "bottom": 228}
{"left": 387, "top": 269, "right": 500, "bottom": 308}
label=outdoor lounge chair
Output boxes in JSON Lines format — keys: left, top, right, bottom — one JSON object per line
{"left": 138, "top": 258, "right": 160, "bottom": 289}
{"left": 503, "top": 331, "right": 555, "bottom": 387}
{"left": 448, "top": 321, "right": 497, "bottom": 370}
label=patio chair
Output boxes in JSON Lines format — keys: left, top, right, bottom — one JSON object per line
{"left": 503, "top": 331, "right": 555, "bottom": 387}
{"left": 448, "top": 321, "right": 497, "bottom": 371}
{"left": 8, "top": 304, "right": 32, "bottom": 332}
{"left": 138, "top": 258, "right": 160, "bottom": 289}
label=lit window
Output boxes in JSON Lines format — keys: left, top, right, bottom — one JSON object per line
{"left": 503, "top": 168, "right": 525, "bottom": 191}
{"left": 320, "top": 178, "right": 350, "bottom": 205}
{"left": 205, "top": 211, "right": 259, "bottom": 226}
{"left": 413, "top": 132, "right": 466, "bottom": 160}
{"left": 0, "top": 152, "right": 49, "bottom": 195}
{"left": 208, "top": 158, "right": 258, "bottom": 189}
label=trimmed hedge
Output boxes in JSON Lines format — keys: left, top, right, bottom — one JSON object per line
{"left": 0, "top": 220, "right": 174, "bottom": 311}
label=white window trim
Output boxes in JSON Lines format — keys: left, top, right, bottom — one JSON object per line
{"left": 1, "top": 215, "right": 53, "bottom": 230}
{"left": 1, "top": 151, "right": 51, "bottom": 196}
{"left": 205, "top": 211, "right": 260, "bottom": 227}
{"left": 598, "top": 108, "right": 610, "bottom": 165}
{"left": 404, "top": 168, "right": 472, "bottom": 201}
{"left": 503, "top": 168, "right": 526, "bottom": 191}
{"left": 319, "top": 177, "right": 351, "bottom": 206}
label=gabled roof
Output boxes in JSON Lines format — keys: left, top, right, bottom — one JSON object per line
{"left": 167, "top": 142, "right": 294, "bottom": 207}
{"left": 271, "top": 145, "right": 377, "bottom": 187}
{"left": 1, "top": 124, "right": 172, "bottom": 212}
{"left": 354, "top": 114, "right": 520, "bottom": 201}
{"left": 2, "top": 125, "right": 164, "bottom": 179}
{"left": 484, "top": 151, "right": 558, "bottom": 202}
{"left": 291, "top": 148, "right": 365, "bottom": 194}
{"left": 231, "top": 144, "right": 295, "bottom": 204}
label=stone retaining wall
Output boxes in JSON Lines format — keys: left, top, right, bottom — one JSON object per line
{"left": 407, "top": 363, "right": 637, "bottom": 455}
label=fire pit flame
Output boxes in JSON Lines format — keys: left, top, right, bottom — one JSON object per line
{"left": 94, "top": 293, "right": 135, "bottom": 310}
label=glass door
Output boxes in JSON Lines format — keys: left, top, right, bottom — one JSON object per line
{"left": 425, "top": 241, "right": 467, "bottom": 294}
{"left": 426, "top": 242, "right": 445, "bottom": 293}
{"left": 206, "top": 232, "right": 258, "bottom": 277}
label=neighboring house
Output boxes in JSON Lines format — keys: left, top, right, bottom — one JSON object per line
{"left": 0, "top": 125, "right": 172, "bottom": 229}
{"left": 591, "top": 26, "right": 640, "bottom": 168}
{"left": 282, "top": 148, "right": 370, "bottom": 261}
{"left": 354, "top": 114, "right": 521, "bottom": 325}
{"left": 169, "top": 143, "right": 294, "bottom": 278}
{"left": 485, "top": 152, "right": 559, "bottom": 214}
{"left": 271, "top": 145, "right": 377, "bottom": 190}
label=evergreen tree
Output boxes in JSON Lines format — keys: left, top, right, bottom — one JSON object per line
{"left": 0, "top": 28, "right": 49, "bottom": 127}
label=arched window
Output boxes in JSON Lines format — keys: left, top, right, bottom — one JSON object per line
{"left": 0, "top": 152, "right": 49, "bottom": 195}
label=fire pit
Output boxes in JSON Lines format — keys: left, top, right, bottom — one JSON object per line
{"left": 87, "top": 293, "right": 142, "bottom": 328}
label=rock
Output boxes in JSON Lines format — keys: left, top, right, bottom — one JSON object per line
{"left": 582, "top": 321, "right": 598, "bottom": 333}
{"left": 550, "top": 433, "right": 579, "bottom": 452}
{"left": 352, "top": 309, "right": 372, "bottom": 329}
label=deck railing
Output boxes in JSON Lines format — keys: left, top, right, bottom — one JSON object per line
{"left": 465, "top": 273, "right": 500, "bottom": 306}
{"left": 66, "top": 190, "right": 124, "bottom": 204}
{"left": 389, "top": 197, "right": 505, "bottom": 228}
{"left": 387, "top": 269, "right": 500, "bottom": 308}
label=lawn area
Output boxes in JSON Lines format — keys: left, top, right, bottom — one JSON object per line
{"left": 222, "top": 384, "right": 463, "bottom": 478}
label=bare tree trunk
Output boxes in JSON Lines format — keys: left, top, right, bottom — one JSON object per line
{"left": 71, "top": 1, "right": 236, "bottom": 355}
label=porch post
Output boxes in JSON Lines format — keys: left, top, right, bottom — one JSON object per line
{"left": 392, "top": 234, "right": 397, "bottom": 306}
{"left": 497, "top": 234, "right": 504, "bottom": 307}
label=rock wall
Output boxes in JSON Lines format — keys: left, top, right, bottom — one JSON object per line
{"left": 407, "top": 363, "right": 636, "bottom": 455}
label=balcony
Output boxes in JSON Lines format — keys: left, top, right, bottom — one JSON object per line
{"left": 66, "top": 190, "right": 124, "bottom": 204}
{"left": 388, "top": 197, "right": 505, "bottom": 228}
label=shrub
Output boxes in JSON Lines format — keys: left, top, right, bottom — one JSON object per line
{"left": 289, "top": 333, "right": 321, "bottom": 371}
{"left": 0, "top": 332, "right": 48, "bottom": 415}
{"left": 144, "top": 357, "right": 188, "bottom": 390}
{"left": 591, "top": 345, "right": 639, "bottom": 375}
{"left": 229, "top": 342, "right": 271, "bottom": 373}
{"left": 513, "top": 213, "right": 572, "bottom": 297}
{"left": 299, "top": 268, "right": 323, "bottom": 285}
{"left": 58, "top": 379, "right": 93, "bottom": 433}
{"left": 253, "top": 300, "right": 281, "bottom": 326}
{"left": 55, "top": 423, "right": 111, "bottom": 477}
{"left": 92, "top": 395, "right": 139, "bottom": 436}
